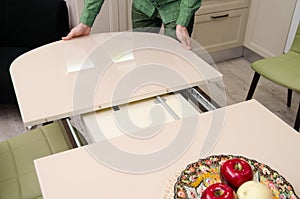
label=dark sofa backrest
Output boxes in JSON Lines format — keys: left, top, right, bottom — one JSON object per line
{"left": 1, "top": 0, "right": 70, "bottom": 48}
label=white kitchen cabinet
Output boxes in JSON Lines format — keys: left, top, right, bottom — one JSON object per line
{"left": 192, "top": 0, "right": 249, "bottom": 53}
{"left": 193, "top": 8, "right": 248, "bottom": 52}
{"left": 193, "top": 0, "right": 298, "bottom": 58}
{"left": 244, "top": 0, "right": 297, "bottom": 58}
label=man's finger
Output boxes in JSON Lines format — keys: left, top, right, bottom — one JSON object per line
{"left": 62, "top": 34, "right": 73, "bottom": 40}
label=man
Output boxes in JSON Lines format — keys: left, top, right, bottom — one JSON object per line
{"left": 62, "top": 0, "right": 201, "bottom": 49}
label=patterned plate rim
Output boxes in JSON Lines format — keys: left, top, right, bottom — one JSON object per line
{"left": 173, "top": 154, "right": 299, "bottom": 199}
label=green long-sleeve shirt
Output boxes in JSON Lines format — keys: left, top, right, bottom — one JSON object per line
{"left": 80, "top": 0, "right": 201, "bottom": 28}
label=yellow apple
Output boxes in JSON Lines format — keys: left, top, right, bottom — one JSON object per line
{"left": 237, "top": 181, "right": 273, "bottom": 199}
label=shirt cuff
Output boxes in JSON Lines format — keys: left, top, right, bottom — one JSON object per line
{"left": 176, "top": 12, "right": 193, "bottom": 27}
{"left": 80, "top": 12, "right": 97, "bottom": 27}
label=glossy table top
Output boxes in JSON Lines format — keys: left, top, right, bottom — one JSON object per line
{"left": 34, "top": 100, "right": 300, "bottom": 198}
{"left": 10, "top": 32, "right": 222, "bottom": 126}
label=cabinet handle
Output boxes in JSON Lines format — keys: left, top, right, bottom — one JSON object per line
{"left": 211, "top": 14, "right": 229, "bottom": 19}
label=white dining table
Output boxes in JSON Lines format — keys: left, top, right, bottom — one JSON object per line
{"left": 34, "top": 100, "right": 300, "bottom": 198}
{"left": 10, "top": 32, "right": 222, "bottom": 127}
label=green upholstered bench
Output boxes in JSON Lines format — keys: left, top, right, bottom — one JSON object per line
{"left": 0, "top": 121, "right": 73, "bottom": 199}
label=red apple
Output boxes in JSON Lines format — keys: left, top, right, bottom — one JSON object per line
{"left": 201, "top": 183, "right": 236, "bottom": 199}
{"left": 220, "top": 158, "right": 253, "bottom": 189}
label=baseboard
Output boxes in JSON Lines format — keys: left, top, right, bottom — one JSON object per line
{"left": 242, "top": 47, "right": 264, "bottom": 63}
{"left": 210, "top": 47, "right": 244, "bottom": 63}
{"left": 192, "top": 46, "right": 244, "bottom": 65}
{"left": 194, "top": 46, "right": 264, "bottom": 64}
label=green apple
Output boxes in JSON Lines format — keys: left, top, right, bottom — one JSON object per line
{"left": 237, "top": 181, "right": 273, "bottom": 199}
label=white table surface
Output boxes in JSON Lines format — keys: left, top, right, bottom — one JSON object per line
{"left": 10, "top": 32, "right": 221, "bottom": 127}
{"left": 34, "top": 100, "right": 300, "bottom": 198}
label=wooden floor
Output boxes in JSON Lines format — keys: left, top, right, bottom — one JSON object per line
{"left": 0, "top": 57, "right": 299, "bottom": 141}
{"left": 217, "top": 57, "right": 299, "bottom": 128}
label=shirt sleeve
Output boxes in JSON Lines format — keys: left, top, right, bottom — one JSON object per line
{"left": 80, "top": 0, "right": 105, "bottom": 27}
{"left": 176, "top": 0, "right": 202, "bottom": 27}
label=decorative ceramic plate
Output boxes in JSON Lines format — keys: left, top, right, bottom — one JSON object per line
{"left": 174, "top": 155, "right": 299, "bottom": 199}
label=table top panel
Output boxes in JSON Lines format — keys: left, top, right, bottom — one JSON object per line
{"left": 34, "top": 100, "right": 300, "bottom": 198}
{"left": 10, "top": 32, "right": 221, "bottom": 126}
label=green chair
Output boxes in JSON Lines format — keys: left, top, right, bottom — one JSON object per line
{"left": 0, "top": 121, "right": 74, "bottom": 199}
{"left": 246, "top": 23, "right": 300, "bottom": 131}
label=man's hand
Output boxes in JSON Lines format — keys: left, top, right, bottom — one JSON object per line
{"left": 176, "top": 24, "right": 191, "bottom": 50}
{"left": 62, "top": 23, "right": 91, "bottom": 40}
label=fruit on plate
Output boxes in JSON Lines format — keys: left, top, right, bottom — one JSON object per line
{"left": 220, "top": 158, "right": 253, "bottom": 189}
{"left": 237, "top": 181, "right": 273, "bottom": 199}
{"left": 201, "top": 183, "right": 236, "bottom": 199}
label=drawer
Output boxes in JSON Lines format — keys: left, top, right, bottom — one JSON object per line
{"left": 81, "top": 93, "right": 200, "bottom": 143}
{"left": 196, "top": 0, "right": 249, "bottom": 15}
{"left": 192, "top": 8, "right": 248, "bottom": 52}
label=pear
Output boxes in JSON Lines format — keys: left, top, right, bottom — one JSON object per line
{"left": 237, "top": 181, "right": 273, "bottom": 199}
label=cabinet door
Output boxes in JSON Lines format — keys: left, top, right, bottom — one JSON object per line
{"left": 192, "top": 8, "right": 248, "bottom": 53}
{"left": 244, "top": 0, "right": 297, "bottom": 58}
